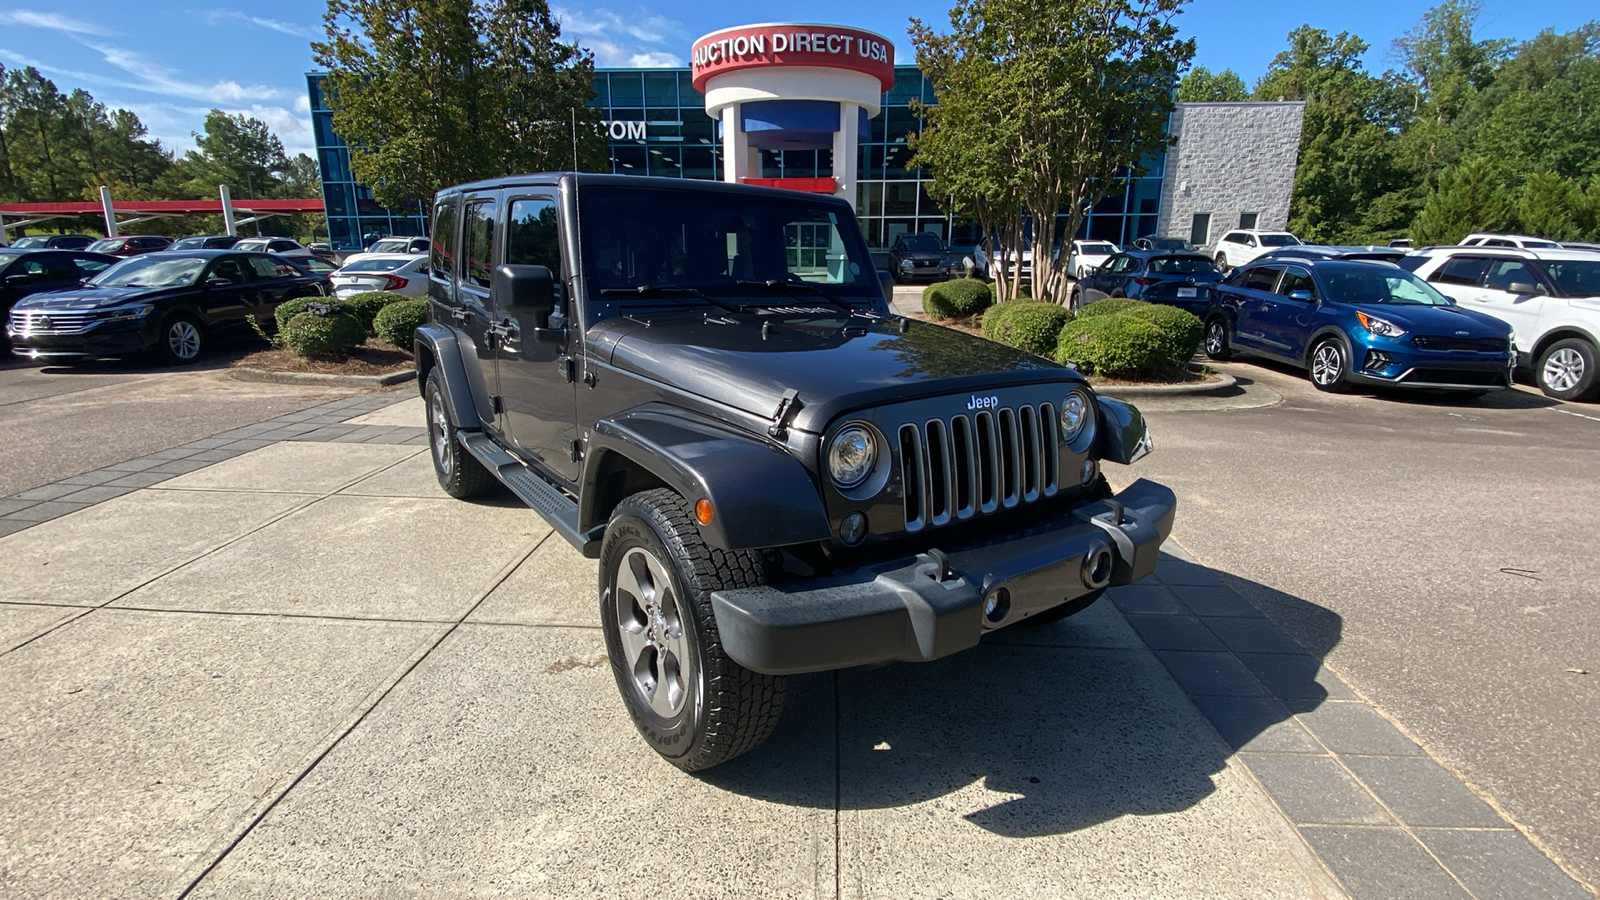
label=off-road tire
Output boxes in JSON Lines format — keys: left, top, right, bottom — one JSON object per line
{"left": 1535, "top": 337, "right": 1599, "bottom": 401}
{"left": 600, "top": 488, "right": 785, "bottom": 771}
{"left": 425, "top": 369, "right": 494, "bottom": 499}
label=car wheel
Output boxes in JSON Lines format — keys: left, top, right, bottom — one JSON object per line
{"left": 1067, "top": 283, "right": 1082, "bottom": 310}
{"left": 157, "top": 314, "right": 205, "bottom": 365}
{"left": 600, "top": 488, "right": 785, "bottom": 771}
{"left": 1215, "top": 253, "right": 1230, "bottom": 273}
{"left": 425, "top": 369, "right": 495, "bottom": 499}
{"left": 1309, "top": 337, "right": 1350, "bottom": 392}
{"left": 1203, "top": 317, "right": 1233, "bottom": 361}
{"left": 1536, "top": 338, "right": 1599, "bottom": 401}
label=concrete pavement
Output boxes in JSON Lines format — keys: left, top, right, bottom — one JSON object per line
{"left": 0, "top": 389, "right": 1590, "bottom": 899}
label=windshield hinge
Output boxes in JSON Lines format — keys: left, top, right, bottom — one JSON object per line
{"left": 768, "top": 389, "right": 803, "bottom": 440}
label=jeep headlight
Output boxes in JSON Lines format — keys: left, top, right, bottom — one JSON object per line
{"left": 1060, "top": 391, "right": 1090, "bottom": 440}
{"left": 828, "top": 424, "right": 877, "bottom": 489}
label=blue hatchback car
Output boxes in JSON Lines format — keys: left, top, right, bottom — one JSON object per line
{"left": 1204, "top": 259, "right": 1515, "bottom": 394}
{"left": 1073, "top": 250, "right": 1222, "bottom": 315}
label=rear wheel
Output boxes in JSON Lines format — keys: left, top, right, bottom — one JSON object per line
{"left": 425, "top": 369, "right": 494, "bottom": 499}
{"left": 600, "top": 489, "right": 785, "bottom": 771}
{"left": 1536, "top": 338, "right": 1599, "bottom": 401}
{"left": 1203, "top": 317, "right": 1233, "bottom": 361}
{"left": 1309, "top": 337, "right": 1350, "bottom": 392}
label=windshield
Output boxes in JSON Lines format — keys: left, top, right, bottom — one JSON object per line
{"left": 1149, "top": 256, "right": 1217, "bottom": 275}
{"left": 1544, "top": 260, "right": 1600, "bottom": 297}
{"left": 90, "top": 255, "right": 207, "bottom": 288}
{"left": 1078, "top": 243, "right": 1117, "bottom": 255}
{"left": 10, "top": 236, "right": 48, "bottom": 248}
{"left": 900, "top": 234, "right": 942, "bottom": 251}
{"left": 87, "top": 239, "right": 123, "bottom": 253}
{"left": 1259, "top": 234, "right": 1301, "bottom": 247}
{"left": 341, "top": 257, "right": 407, "bottom": 272}
{"left": 578, "top": 186, "right": 880, "bottom": 299}
{"left": 1321, "top": 266, "right": 1453, "bottom": 306}
{"left": 370, "top": 239, "right": 410, "bottom": 253}
{"left": 170, "top": 238, "right": 207, "bottom": 250}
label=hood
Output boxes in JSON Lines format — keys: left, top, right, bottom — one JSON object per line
{"left": 12, "top": 285, "right": 169, "bottom": 310}
{"left": 596, "top": 310, "right": 1081, "bottom": 433}
{"left": 895, "top": 250, "right": 945, "bottom": 261}
{"left": 1351, "top": 303, "right": 1509, "bottom": 337}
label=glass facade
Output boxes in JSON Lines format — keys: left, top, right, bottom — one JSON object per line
{"left": 309, "top": 66, "right": 1166, "bottom": 254}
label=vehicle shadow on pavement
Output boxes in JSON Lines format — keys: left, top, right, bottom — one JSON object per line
{"left": 20, "top": 332, "right": 271, "bottom": 376}
{"left": 1233, "top": 355, "right": 1558, "bottom": 408}
{"left": 704, "top": 554, "right": 1344, "bottom": 839}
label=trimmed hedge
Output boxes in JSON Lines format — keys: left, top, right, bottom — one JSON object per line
{"left": 981, "top": 301, "right": 1072, "bottom": 357}
{"left": 1131, "top": 303, "right": 1204, "bottom": 364}
{"left": 275, "top": 295, "right": 331, "bottom": 331}
{"left": 338, "top": 291, "right": 408, "bottom": 329}
{"left": 1075, "top": 296, "right": 1150, "bottom": 319}
{"left": 922, "top": 278, "right": 994, "bottom": 319}
{"left": 373, "top": 298, "right": 429, "bottom": 348}
{"left": 281, "top": 311, "right": 365, "bottom": 358}
{"left": 1054, "top": 313, "right": 1170, "bottom": 376}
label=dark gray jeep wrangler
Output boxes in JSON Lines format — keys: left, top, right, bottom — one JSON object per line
{"left": 416, "top": 174, "right": 1175, "bottom": 770}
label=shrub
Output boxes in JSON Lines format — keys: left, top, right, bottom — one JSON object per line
{"left": 275, "top": 295, "right": 335, "bottom": 331}
{"left": 1129, "top": 303, "right": 1204, "bottom": 364}
{"left": 1053, "top": 313, "right": 1170, "bottom": 376}
{"left": 281, "top": 310, "right": 366, "bottom": 358}
{"left": 373, "top": 298, "right": 428, "bottom": 349}
{"left": 1075, "top": 296, "right": 1150, "bottom": 319}
{"left": 922, "top": 278, "right": 994, "bottom": 319}
{"left": 981, "top": 301, "right": 1073, "bottom": 357}
{"left": 339, "top": 291, "right": 409, "bottom": 329}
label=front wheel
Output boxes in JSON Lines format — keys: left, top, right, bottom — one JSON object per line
{"left": 1309, "top": 337, "right": 1350, "bottom": 392}
{"left": 156, "top": 314, "right": 205, "bottom": 365}
{"left": 600, "top": 489, "right": 785, "bottom": 771}
{"left": 1203, "top": 318, "right": 1233, "bottom": 361}
{"left": 1536, "top": 338, "right": 1599, "bottom": 401}
{"left": 1215, "top": 253, "right": 1230, "bottom": 273}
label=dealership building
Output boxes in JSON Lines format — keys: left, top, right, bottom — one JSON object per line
{"left": 307, "top": 22, "right": 1304, "bottom": 255}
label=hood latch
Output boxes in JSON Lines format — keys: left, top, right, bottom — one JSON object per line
{"left": 768, "top": 389, "right": 803, "bottom": 440}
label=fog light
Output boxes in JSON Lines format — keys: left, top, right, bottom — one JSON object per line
{"left": 1080, "top": 459, "right": 1098, "bottom": 486}
{"left": 839, "top": 511, "right": 867, "bottom": 546}
{"left": 1363, "top": 350, "right": 1392, "bottom": 372}
{"left": 983, "top": 587, "right": 1011, "bottom": 622}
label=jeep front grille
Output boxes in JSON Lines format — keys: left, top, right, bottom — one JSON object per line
{"left": 899, "top": 404, "right": 1058, "bottom": 532}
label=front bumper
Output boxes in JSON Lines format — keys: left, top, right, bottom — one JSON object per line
{"left": 710, "top": 478, "right": 1176, "bottom": 675}
{"left": 7, "top": 318, "right": 155, "bottom": 358}
{"left": 1345, "top": 343, "right": 1514, "bottom": 391}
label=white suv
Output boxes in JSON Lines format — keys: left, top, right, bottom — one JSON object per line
{"left": 1458, "top": 233, "right": 1563, "bottom": 250}
{"left": 1066, "top": 239, "right": 1119, "bottom": 278}
{"left": 1212, "top": 229, "right": 1301, "bottom": 271}
{"left": 1402, "top": 247, "right": 1600, "bottom": 401}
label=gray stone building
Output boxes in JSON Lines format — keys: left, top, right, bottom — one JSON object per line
{"left": 1156, "top": 101, "right": 1306, "bottom": 251}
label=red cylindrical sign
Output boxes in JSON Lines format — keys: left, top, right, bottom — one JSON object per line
{"left": 690, "top": 23, "right": 896, "bottom": 92}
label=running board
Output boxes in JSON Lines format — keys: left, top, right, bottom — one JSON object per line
{"left": 459, "top": 431, "right": 604, "bottom": 557}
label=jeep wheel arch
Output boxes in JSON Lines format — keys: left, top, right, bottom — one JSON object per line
{"left": 414, "top": 322, "right": 491, "bottom": 429}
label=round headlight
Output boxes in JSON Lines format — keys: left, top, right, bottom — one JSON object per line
{"left": 828, "top": 425, "right": 877, "bottom": 489}
{"left": 1061, "top": 392, "right": 1090, "bottom": 440}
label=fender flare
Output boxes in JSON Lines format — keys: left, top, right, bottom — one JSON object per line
{"left": 1095, "top": 396, "right": 1153, "bottom": 465}
{"left": 413, "top": 323, "right": 491, "bottom": 429}
{"left": 581, "top": 404, "right": 833, "bottom": 551}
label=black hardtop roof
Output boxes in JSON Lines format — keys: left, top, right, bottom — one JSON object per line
{"left": 436, "top": 172, "right": 856, "bottom": 208}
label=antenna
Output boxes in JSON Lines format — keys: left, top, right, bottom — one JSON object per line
{"left": 572, "top": 108, "right": 578, "bottom": 171}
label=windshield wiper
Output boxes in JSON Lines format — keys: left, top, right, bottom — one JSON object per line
{"left": 598, "top": 285, "right": 743, "bottom": 315}
{"left": 735, "top": 279, "right": 856, "bottom": 316}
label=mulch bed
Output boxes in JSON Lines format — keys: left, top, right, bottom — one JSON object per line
{"left": 231, "top": 338, "right": 413, "bottom": 376}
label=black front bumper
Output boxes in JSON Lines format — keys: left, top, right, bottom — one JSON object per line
{"left": 7, "top": 319, "right": 155, "bottom": 358}
{"left": 710, "top": 478, "right": 1176, "bottom": 675}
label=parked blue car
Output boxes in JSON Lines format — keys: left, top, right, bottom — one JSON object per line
{"left": 1073, "top": 250, "right": 1222, "bottom": 315}
{"left": 1203, "top": 259, "right": 1515, "bottom": 395}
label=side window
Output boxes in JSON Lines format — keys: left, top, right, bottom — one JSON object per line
{"left": 1221, "top": 232, "right": 1243, "bottom": 245}
{"left": 461, "top": 198, "right": 497, "bottom": 291}
{"left": 1245, "top": 234, "right": 1259, "bottom": 247}
{"left": 1483, "top": 239, "right": 1513, "bottom": 248}
{"left": 207, "top": 256, "right": 252, "bottom": 284}
{"left": 245, "top": 255, "right": 291, "bottom": 280}
{"left": 431, "top": 199, "right": 458, "bottom": 288}
{"left": 1277, "top": 267, "right": 1316, "bottom": 298}
{"left": 1484, "top": 260, "right": 1539, "bottom": 293}
{"left": 1242, "top": 266, "right": 1283, "bottom": 292}
{"left": 506, "top": 197, "right": 564, "bottom": 305}
{"left": 18, "top": 258, "right": 48, "bottom": 276}
{"left": 1431, "top": 256, "right": 1491, "bottom": 286}
{"left": 1189, "top": 213, "right": 1211, "bottom": 248}
{"left": 1107, "top": 256, "right": 1132, "bottom": 274}
{"left": 1238, "top": 212, "right": 1259, "bottom": 230}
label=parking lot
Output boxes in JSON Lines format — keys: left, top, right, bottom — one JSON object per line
{"left": 0, "top": 358, "right": 1595, "bottom": 899}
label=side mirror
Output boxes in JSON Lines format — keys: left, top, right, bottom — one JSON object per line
{"left": 206, "top": 277, "right": 231, "bottom": 288}
{"left": 492, "top": 264, "right": 564, "bottom": 342}
{"left": 1506, "top": 281, "right": 1543, "bottom": 296}
{"left": 1287, "top": 289, "right": 1314, "bottom": 302}
{"left": 878, "top": 269, "right": 895, "bottom": 303}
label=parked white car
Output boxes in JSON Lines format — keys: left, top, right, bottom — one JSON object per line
{"left": 1065, "top": 240, "right": 1119, "bottom": 279}
{"left": 1211, "top": 229, "right": 1301, "bottom": 271}
{"left": 972, "top": 242, "right": 1032, "bottom": 280}
{"left": 330, "top": 254, "right": 430, "bottom": 299}
{"left": 1402, "top": 246, "right": 1600, "bottom": 400}
{"left": 1458, "top": 233, "right": 1563, "bottom": 250}
{"left": 342, "top": 236, "right": 432, "bottom": 268}
{"left": 231, "top": 237, "right": 318, "bottom": 260}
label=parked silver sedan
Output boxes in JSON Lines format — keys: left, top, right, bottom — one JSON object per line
{"left": 329, "top": 253, "right": 429, "bottom": 299}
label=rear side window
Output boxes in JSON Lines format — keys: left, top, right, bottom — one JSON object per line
{"left": 461, "top": 198, "right": 498, "bottom": 290}
{"left": 431, "top": 199, "right": 458, "bottom": 288}
{"left": 1394, "top": 256, "right": 1427, "bottom": 272}
{"left": 1242, "top": 266, "right": 1282, "bottom": 292}
{"left": 1430, "top": 256, "right": 1491, "bottom": 286}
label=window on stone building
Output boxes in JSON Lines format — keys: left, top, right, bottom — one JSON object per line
{"left": 1239, "top": 212, "right": 1259, "bottom": 230}
{"left": 1190, "top": 213, "right": 1211, "bottom": 247}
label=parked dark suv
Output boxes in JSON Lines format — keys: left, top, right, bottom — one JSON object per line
{"left": 415, "top": 174, "right": 1175, "bottom": 771}
{"left": 888, "top": 232, "right": 955, "bottom": 282}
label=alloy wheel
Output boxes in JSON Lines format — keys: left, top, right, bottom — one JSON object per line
{"left": 1542, "top": 348, "right": 1585, "bottom": 393}
{"left": 1205, "top": 322, "right": 1226, "bottom": 355}
{"left": 428, "top": 383, "right": 452, "bottom": 475}
{"left": 613, "top": 546, "right": 692, "bottom": 718}
{"left": 1311, "top": 343, "right": 1343, "bottom": 385}
{"left": 167, "top": 321, "right": 201, "bottom": 361}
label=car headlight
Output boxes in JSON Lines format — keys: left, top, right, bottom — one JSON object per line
{"left": 1355, "top": 311, "right": 1405, "bottom": 337}
{"left": 1060, "top": 391, "right": 1090, "bottom": 440}
{"left": 94, "top": 304, "right": 154, "bottom": 321}
{"left": 828, "top": 424, "right": 877, "bottom": 489}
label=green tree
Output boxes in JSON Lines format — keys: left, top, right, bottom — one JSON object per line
{"left": 1413, "top": 156, "right": 1505, "bottom": 244}
{"left": 180, "top": 110, "right": 289, "bottom": 199}
{"left": 1177, "top": 66, "right": 1248, "bottom": 102}
{"left": 3, "top": 66, "right": 80, "bottom": 201}
{"left": 313, "top": 0, "right": 605, "bottom": 211}
{"left": 911, "top": 0, "right": 1193, "bottom": 304}
{"left": 1513, "top": 171, "right": 1577, "bottom": 239}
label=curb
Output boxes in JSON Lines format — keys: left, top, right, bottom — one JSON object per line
{"left": 1092, "top": 373, "right": 1237, "bottom": 397}
{"left": 228, "top": 367, "right": 416, "bottom": 389}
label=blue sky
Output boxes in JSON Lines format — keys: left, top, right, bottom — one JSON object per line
{"left": 0, "top": 1, "right": 1593, "bottom": 162}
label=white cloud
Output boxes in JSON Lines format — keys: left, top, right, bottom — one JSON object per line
{"left": 553, "top": 6, "right": 686, "bottom": 67}
{"left": 80, "top": 40, "right": 289, "bottom": 104}
{"left": 201, "top": 10, "right": 320, "bottom": 40}
{"left": 0, "top": 10, "right": 112, "bottom": 37}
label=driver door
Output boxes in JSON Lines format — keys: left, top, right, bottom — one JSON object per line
{"left": 495, "top": 192, "right": 580, "bottom": 484}
{"left": 199, "top": 255, "right": 256, "bottom": 326}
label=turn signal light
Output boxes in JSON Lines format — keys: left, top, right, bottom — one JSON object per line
{"left": 694, "top": 498, "right": 714, "bottom": 525}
